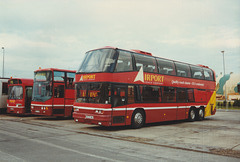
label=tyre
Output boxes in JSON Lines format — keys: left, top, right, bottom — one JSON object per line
{"left": 131, "top": 109, "right": 145, "bottom": 129}
{"left": 188, "top": 108, "right": 196, "bottom": 122}
{"left": 196, "top": 108, "right": 204, "bottom": 121}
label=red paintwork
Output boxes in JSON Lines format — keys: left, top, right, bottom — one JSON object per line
{"left": 73, "top": 47, "right": 216, "bottom": 127}
{"left": 7, "top": 78, "right": 33, "bottom": 115}
{"left": 75, "top": 72, "right": 215, "bottom": 89}
{"left": 34, "top": 68, "right": 75, "bottom": 73}
{"left": 31, "top": 68, "right": 76, "bottom": 117}
{"left": 131, "top": 49, "right": 152, "bottom": 56}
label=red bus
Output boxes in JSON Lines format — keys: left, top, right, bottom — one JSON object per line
{"left": 0, "top": 78, "right": 9, "bottom": 113}
{"left": 7, "top": 78, "right": 33, "bottom": 114}
{"left": 31, "top": 68, "right": 76, "bottom": 117}
{"left": 73, "top": 47, "right": 216, "bottom": 128}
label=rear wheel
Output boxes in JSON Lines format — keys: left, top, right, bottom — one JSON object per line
{"left": 188, "top": 108, "right": 196, "bottom": 122}
{"left": 196, "top": 108, "right": 204, "bottom": 121}
{"left": 131, "top": 110, "right": 145, "bottom": 129}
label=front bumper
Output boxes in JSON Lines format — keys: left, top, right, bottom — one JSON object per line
{"left": 73, "top": 112, "right": 112, "bottom": 126}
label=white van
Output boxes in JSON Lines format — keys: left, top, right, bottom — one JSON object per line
{"left": 0, "top": 78, "right": 9, "bottom": 113}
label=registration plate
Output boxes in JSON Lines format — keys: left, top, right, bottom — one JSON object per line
{"left": 85, "top": 115, "right": 94, "bottom": 119}
{"left": 35, "top": 110, "right": 40, "bottom": 113}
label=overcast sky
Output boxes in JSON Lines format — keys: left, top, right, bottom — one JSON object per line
{"left": 0, "top": 0, "right": 239, "bottom": 78}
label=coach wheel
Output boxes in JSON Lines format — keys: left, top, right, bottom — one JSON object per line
{"left": 131, "top": 109, "right": 145, "bottom": 129}
{"left": 188, "top": 108, "right": 196, "bottom": 122}
{"left": 196, "top": 108, "right": 204, "bottom": 121}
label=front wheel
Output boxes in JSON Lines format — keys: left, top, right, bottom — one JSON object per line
{"left": 131, "top": 110, "right": 145, "bottom": 129}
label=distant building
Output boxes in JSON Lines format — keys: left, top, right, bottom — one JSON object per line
{"left": 216, "top": 73, "right": 240, "bottom": 100}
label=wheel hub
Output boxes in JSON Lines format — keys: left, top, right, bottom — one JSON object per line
{"left": 134, "top": 113, "right": 143, "bottom": 124}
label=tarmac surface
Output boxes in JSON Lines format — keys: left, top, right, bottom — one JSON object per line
{"left": 0, "top": 109, "right": 239, "bottom": 161}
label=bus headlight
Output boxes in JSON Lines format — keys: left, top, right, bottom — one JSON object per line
{"left": 74, "top": 108, "right": 79, "bottom": 111}
{"left": 95, "top": 110, "right": 104, "bottom": 114}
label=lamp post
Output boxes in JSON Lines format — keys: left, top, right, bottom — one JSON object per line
{"left": 221, "top": 51, "right": 228, "bottom": 111}
{"left": 2, "top": 47, "right": 4, "bottom": 78}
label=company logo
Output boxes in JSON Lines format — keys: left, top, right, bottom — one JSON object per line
{"left": 134, "top": 66, "right": 164, "bottom": 84}
{"left": 134, "top": 66, "right": 144, "bottom": 82}
{"left": 145, "top": 74, "right": 164, "bottom": 82}
{"left": 79, "top": 74, "right": 96, "bottom": 81}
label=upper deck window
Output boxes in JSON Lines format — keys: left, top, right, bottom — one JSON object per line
{"left": 191, "top": 66, "right": 204, "bottom": 79}
{"left": 203, "top": 68, "right": 214, "bottom": 81}
{"left": 114, "top": 50, "right": 133, "bottom": 72}
{"left": 157, "top": 58, "right": 176, "bottom": 75}
{"left": 78, "top": 49, "right": 117, "bottom": 73}
{"left": 175, "top": 62, "right": 191, "bottom": 77}
{"left": 134, "top": 54, "right": 157, "bottom": 73}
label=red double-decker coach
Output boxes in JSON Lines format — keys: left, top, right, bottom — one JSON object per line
{"left": 7, "top": 78, "right": 33, "bottom": 115}
{"left": 31, "top": 68, "right": 76, "bottom": 117}
{"left": 73, "top": 47, "right": 216, "bottom": 128}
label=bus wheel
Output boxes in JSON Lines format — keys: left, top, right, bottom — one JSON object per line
{"left": 131, "top": 109, "right": 145, "bottom": 129}
{"left": 188, "top": 108, "right": 196, "bottom": 122}
{"left": 196, "top": 108, "right": 204, "bottom": 121}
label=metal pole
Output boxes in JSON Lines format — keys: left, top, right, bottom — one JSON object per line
{"left": 221, "top": 51, "right": 228, "bottom": 111}
{"left": 2, "top": 47, "right": 4, "bottom": 78}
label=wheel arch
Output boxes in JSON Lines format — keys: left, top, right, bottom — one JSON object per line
{"left": 131, "top": 108, "right": 146, "bottom": 128}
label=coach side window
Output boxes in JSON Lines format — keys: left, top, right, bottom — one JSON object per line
{"left": 187, "top": 89, "right": 194, "bottom": 102}
{"left": 162, "top": 87, "right": 176, "bottom": 103}
{"left": 175, "top": 62, "right": 191, "bottom": 77}
{"left": 191, "top": 66, "right": 204, "bottom": 79}
{"left": 134, "top": 54, "right": 157, "bottom": 73}
{"left": 177, "top": 88, "right": 187, "bottom": 102}
{"left": 142, "top": 86, "right": 160, "bottom": 102}
{"left": 115, "top": 50, "right": 133, "bottom": 72}
{"left": 66, "top": 72, "right": 75, "bottom": 89}
{"left": 136, "top": 85, "right": 161, "bottom": 103}
{"left": 54, "top": 71, "right": 65, "bottom": 82}
{"left": 157, "top": 58, "right": 176, "bottom": 75}
{"left": 203, "top": 68, "right": 214, "bottom": 81}
{"left": 128, "top": 86, "right": 135, "bottom": 104}
{"left": 2, "top": 83, "right": 8, "bottom": 95}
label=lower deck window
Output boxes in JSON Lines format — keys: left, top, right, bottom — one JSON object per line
{"left": 76, "top": 83, "right": 110, "bottom": 104}
{"left": 136, "top": 85, "right": 161, "bottom": 103}
{"left": 162, "top": 87, "right": 176, "bottom": 103}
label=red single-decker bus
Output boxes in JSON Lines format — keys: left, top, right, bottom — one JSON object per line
{"left": 73, "top": 47, "right": 216, "bottom": 128}
{"left": 7, "top": 78, "right": 33, "bottom": 114}
{"left": 31, "top": 68, "right": 76, "bottom": 117}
